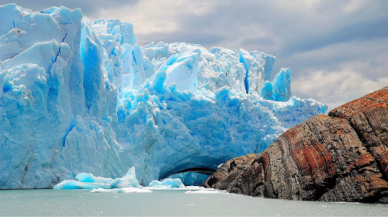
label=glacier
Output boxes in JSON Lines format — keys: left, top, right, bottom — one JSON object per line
{"left": 0, "top": 4, "right": 327, "bottom": 189}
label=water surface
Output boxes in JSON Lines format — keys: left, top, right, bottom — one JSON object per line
{"left": 0, "top": 189, "right": 387, "bottom": 216}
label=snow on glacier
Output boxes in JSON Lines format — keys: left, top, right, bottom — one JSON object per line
{"left": 0, "top": 4, "right": 328, "bottom": 189}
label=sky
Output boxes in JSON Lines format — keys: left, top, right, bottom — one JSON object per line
{"left": 1, "top": 0, "right": 388, "bottom": 110}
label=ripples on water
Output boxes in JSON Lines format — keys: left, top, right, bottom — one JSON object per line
{"left": 0, "top": 189, "right": 387, "bottom": 216}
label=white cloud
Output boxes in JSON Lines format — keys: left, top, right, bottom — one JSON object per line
{"left": 343, "top": 0, "right": 365, "bottom": 13}
{"left": 293, "top": 69, "right": 388, "bottom": 110}
{"left": 97, "top": 0, "right": 223, "bottom": 36}
{"left": 286, "top": 38, "right": 388, "bottom": 110}
{"left": 294, "top": 70, "right": 388, "bottom": 97}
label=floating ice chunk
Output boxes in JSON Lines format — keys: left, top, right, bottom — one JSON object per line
{"left": 54, "top": 167, "right": 139, "bottom": 190}
{"left": 110, "top": 166, "right": 140, "bottom": 188}
{"left": 75, "top": 173, "right": 113, "bottom": 184}
{"left": 149, "top": 178, "right": 185, "bottom": 189}
{"left": 53, "top": 180, "right": 110, "bottom": 190}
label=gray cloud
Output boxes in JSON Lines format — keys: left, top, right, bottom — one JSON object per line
{"left": 242, "top": 37, "right": 276, "bottom": 47}
{"left": 280, "top": 14, "right": 388, "bottom": 56}
{"left": 137, "top": 32, "right": 227, "bottom": 47}
{"left": 0, "top": 0, "right": 139, "bottom": 17}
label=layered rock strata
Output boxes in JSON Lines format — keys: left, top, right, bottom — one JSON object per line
{"left": 202, "top": 86, "right": 388, "bottom": 203}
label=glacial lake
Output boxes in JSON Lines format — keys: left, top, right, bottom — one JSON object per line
{"left": 0, "top": 189, "right": 388, "bottom": 216}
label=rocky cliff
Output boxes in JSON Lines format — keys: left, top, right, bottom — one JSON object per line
{"left": 202, "top": 86, "right": 388, "bottom": 203}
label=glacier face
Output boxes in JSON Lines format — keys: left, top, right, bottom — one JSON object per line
{"left": 0, "top": 4, "right": 327, "bottom": 189}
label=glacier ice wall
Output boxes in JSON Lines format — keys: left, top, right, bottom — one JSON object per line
{"left": 0, "top": 4, "right": 327, "bottom": 189}
{"left": 0, "top": 4, "right": 124, "bottom": 189}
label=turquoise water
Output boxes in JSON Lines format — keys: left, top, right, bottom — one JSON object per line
{"left": 0, "top": 189, "right": 387, "bottom": 216}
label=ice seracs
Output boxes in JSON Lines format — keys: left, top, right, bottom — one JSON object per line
{"left": 0, "top": 4, "right": 327, "bottom": 189}
{"left": 260, "top": 68, "right": 291, "bottom": 101}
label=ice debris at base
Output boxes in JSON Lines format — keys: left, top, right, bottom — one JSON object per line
{"left": 110, "top": 167, "right": 140, "bottom": 188}
{"left": 0, "top": 4, "right": 328, "bottom": 189}
{"left": 55, "top": 167, "right": 186, "bottom": 192}
{"left": 54, "top": 167, "right": 140, "bottom": 189}
{"left": 149, "top": 178, "right": 184, "bottom": 189}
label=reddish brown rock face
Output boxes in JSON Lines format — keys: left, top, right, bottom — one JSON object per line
{"left": 329, "top": 87, "right": 388, "bottom": 181}
{"left": 202, "top": 86, "right": 388, "bottom": 203}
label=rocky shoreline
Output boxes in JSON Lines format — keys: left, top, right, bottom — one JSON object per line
{"left": 202, "top": 86, "right": 388, "bottom": 203}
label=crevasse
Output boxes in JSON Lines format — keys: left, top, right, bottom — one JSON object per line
{"left": 0, "top": 4, "right": 327, "bottom": 189}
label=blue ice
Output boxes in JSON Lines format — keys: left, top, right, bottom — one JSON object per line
{"left": 54, "top": 167, "right": 140, "bottom": 189}
{"left": 149, "top": 178, "right": 184, "bottom": 189}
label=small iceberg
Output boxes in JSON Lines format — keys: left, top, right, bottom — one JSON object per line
{"left": 148, "top": 178, "right": 184, "bottom": 189}
{"left": 53, "top": 180, "right": 111, "bottom": 190}
{"left": 54, "top": 167, "right": 188, "bottom": 193}
{"left": 54, "top": 167, "right": 140, "bottom": 190}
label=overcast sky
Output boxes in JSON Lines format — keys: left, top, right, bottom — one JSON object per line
{"left": 2, "top": 0, "right": 388, "bottom": 110}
